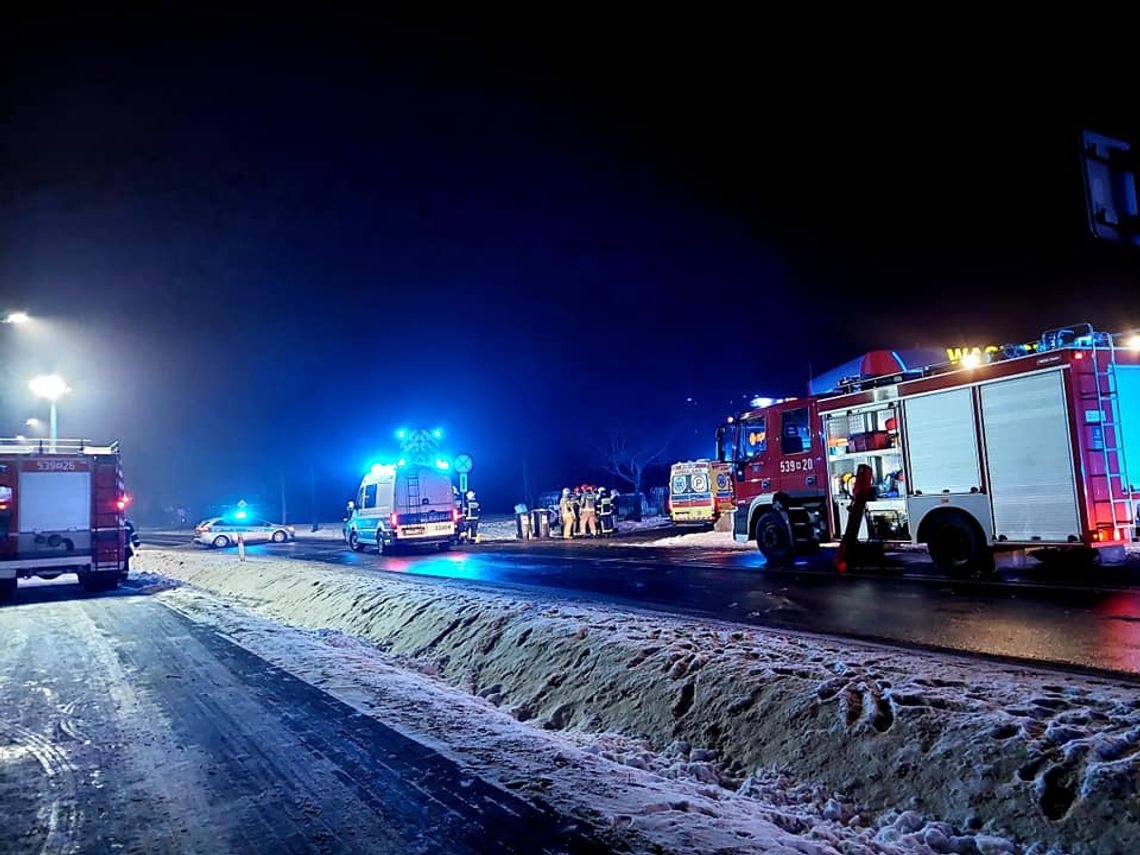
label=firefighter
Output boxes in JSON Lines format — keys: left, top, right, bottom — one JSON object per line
{"left": 598, "top": 487, "right": 614, "bottom": 536}
{"left": 559, "top": 487, "right": 576, "bottom": 539}
{"left": 579, "top": 486, "right": 598, "bottom": 537}
{"left": 464, "top": 490, "right": 481, "bottom": 543}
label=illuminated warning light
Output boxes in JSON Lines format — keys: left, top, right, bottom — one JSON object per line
{"left": 1127, "top": 334, "right": 1140, "bottom": 352}
{"left": 1075, "top": 351, "right": 1085, "bottom": 360}
{"left": 433, "top": 428, "right": 443, "bottom": 439}
{"left": 390, "top": 512, "right": 399, "bottom": 527}
{"left": 960, "top": 353, "right": 982, "bottom": 369}
{"left": 234, "top": 510, "right": 248, "bottom": 520}
{"left": 396, "top": 429, "right": 407, "bottom": 440}
{"left": 116, "top": 499, "right": 127, "bottom": 511}
{"left": 435, "top": 458, "right": 450, "bottom": 470}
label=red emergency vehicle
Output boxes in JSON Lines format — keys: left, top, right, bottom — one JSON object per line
{"left": 0, "top": 438, "right": 131, "bottom": 596}
{"left": 720, "top": 324, "right": 1140, "bottom": 572}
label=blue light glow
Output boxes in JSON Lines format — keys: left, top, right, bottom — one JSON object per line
{"left": 435, "top": 458, "right": 450, "bottom": 470}
{"left": 234, "top": 510, "right": 248, "bottom": 520}
{"left": 432, "top": 428, "right": 443, "bottom": 439}
{"left": 396, "top": 429, "right": 407, "bottom": 440}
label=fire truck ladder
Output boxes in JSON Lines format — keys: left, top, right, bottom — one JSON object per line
{"left": 91, "top": 454, "right": 126, "bottom": 573}
{"left": 1087, "top": 328, "right": 1136, "bottom": 537}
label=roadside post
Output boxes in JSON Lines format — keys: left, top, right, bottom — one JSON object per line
{"left": 238, "top": 532, "right": 246, "bottom": 562}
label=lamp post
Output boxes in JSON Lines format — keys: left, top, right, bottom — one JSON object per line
{"left": 28, "top": 375, "right": 68, "bottom": 452}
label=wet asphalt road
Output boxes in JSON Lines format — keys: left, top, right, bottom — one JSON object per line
{"left": 144, "top": 530, "right": 1140, "bottom": 677}
{"left": 0, "top": 582, "right": 608, "bottom": 855}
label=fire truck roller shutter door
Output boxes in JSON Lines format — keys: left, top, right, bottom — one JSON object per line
{"left": 980, "top": 371, "right": 1081, "bottom": 543}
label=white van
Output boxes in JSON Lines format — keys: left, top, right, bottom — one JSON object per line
{"left": 345, "top": 464, "right": 459, "bottom": 553}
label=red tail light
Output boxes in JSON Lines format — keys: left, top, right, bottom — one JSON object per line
{"left": 200, "top": 524, "right": 211, "bottom": 532}
{"left": 116, "top": 499, "right": 127, "bottom": 511}
{"left": 452, "top": 508, "right": 461, "bottom": 522}
{"left": 390, "top": 512, "right": 399, "bottom": 527}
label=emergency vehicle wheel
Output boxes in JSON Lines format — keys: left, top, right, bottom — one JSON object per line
{"left": 926, "top": 512, "right": 989, "bottom": 575}
{"left": 0, "top": 578, "right": 16, "bottom": 599}
{"left": 271, "top": 530, "right": 288, "bottom": 543}
{"left": 755, "top": 511, "right": 794, "bottom": 565}
{"left": 348, "top": 531, "right": 363, "bottom": 552}
{"left": 212, "top": 534, "right": 231, "bottom": 549}
{"left": 438, "top": 541, "right": 452, "bottom": 551}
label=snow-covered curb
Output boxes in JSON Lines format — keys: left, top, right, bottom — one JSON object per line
{"left": 136, "top": 550, "right": 1140, "bottom": 853}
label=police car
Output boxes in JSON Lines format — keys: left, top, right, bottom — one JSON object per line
{"left": 194, "top": 516, "right": 294, "bottom": 548}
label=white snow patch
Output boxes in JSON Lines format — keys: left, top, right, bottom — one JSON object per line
{"left": 626, "top": 529, "right": 753, "bottom": 550}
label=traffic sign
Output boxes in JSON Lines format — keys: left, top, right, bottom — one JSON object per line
{"left": 453, "top": 453, "right": 474, "bottom": 474}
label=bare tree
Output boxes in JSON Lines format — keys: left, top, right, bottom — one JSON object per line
{"left": 594, "top": 432, "right": 671, "bottom": 499}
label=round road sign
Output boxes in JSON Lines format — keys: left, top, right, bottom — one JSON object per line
{"left": 453, "top": 453, "right": 474, "bottom": 474}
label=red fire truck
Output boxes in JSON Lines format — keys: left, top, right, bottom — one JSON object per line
{"left": 0, "top": 438, "right": 131, "bottom": 597}
{"left": 720, "top": 324, "right": 1140, "bottom": 572}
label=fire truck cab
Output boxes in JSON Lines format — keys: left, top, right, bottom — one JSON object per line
{"left": 721, "top": 397, "right": 829, "bottom": 559}
{"left": 730, "top": 326, "right": 1140, "bottom": 574}
{"left": 0, "top": 438, "right": 131, "bottom": 597}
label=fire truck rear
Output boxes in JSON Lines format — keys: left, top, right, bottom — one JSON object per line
{"left": 724, "top": 325, "right": 1140, "bottom": 573}
{"left": 0, "top": 438, "right": 131, "bottom": 597}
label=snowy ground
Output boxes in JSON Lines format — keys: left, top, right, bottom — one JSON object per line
{"left": 626, "top": 528, "right": 753, "bottom": 550}
{"left": 135, "top": 550, "right": 1140, "bottom": 854}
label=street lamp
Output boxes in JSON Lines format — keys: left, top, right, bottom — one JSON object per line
{"left": 29, "top": 375, "right": 68, "bottom": 452}
{"left": 25, "top": 417, "right": 41, "bottom": 429}
{"left": 4, "top": 311, "right": 31, "bottom": 325}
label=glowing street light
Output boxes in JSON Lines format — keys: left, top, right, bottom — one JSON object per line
{"left": 25, "top": 417, "right": 41, "bottom": 428}
{"left": 29, "top": 374, "right": 68, "bottom": 452}
{"left": 3, "top": 311, "right": 31, "bottom": 325}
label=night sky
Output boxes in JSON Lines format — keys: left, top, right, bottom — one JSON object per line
{"left": 2, "top": 15, "right": 1138, "bottom": 519}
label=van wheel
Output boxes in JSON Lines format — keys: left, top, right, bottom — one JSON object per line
{"left": 348, "top": 531, "right": 363, "bottom": 552}
{"left": 212, "top": 535, "right": 231, "bottom": 549}
{"left": 927, "top": 512, "right": 991, "bottom": 575}
{"left": 755, "top": 511, "right": 794, "bottom": 565}
{"left": 0, "top": 578, "right": 16, "bottom": 599}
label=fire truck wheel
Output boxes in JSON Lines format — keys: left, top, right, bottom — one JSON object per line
{"left": 754, "top": 511, "right": 794, "bottom": 565}
{"left": 926, "top": 512, "right": 990, "bottom": 575}
{"left": 212, "top": 534, "right": 231, "bottom": 549}
{"left": 348, "top": 531, "right": 363, "bottom": 551}
{"left": 271, "top": 530, "right": 288, "bottom": 543}
{"left": 0, "top": 578, "right": 16, "bottom": 599}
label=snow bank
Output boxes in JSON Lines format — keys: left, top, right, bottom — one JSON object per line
{"left": 626, "top": 529, "right": 753, "bottom": 550}
{"left": 137, "top": 549, "right": 1140, "bottom": 853}
{"left": 158, "top": 585, "right": 967, "bottom": 855}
